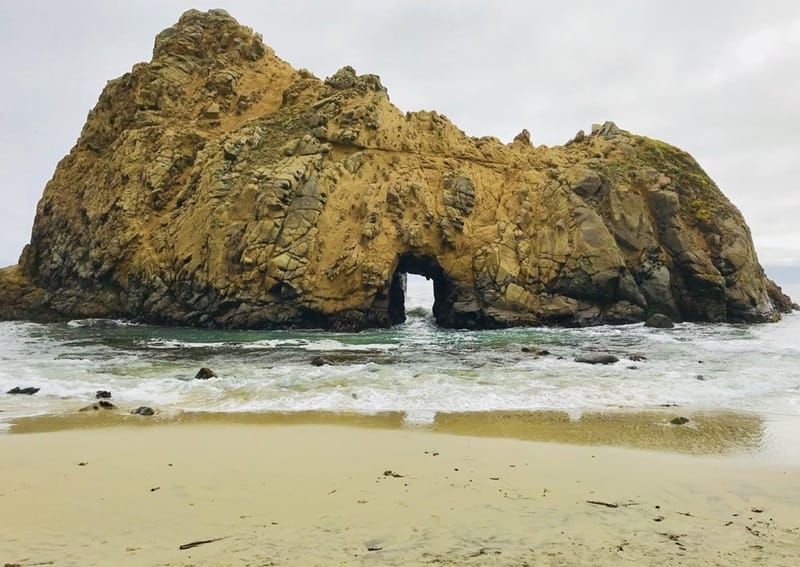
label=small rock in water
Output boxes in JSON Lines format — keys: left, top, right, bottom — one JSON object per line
{"left": 7, "top": 386, "right": 40, "bottom": 395}
{"left": 194, "top": 367, "right": 218, "bottom": 379}
{"left": 311, "top": 356, "right": 333, "bottom": 367}
{"left": 629, "top": 354, "right": 647, "bottom": 362}
{"left": 645, "top": 313, "right": 674, "bottom": 328}
{"left": 574, "top": 353, "right": 619, "bottom": 365}
{"left": 521, "top": 347, "right": 551, "bottom": 356}
{"left": 132, "top": 406, "right": 155, "bottom": 416}
{"left": 695, "top": 375, "right": 706, "bottom": 381}
{"left": 95, "top": 390, "right": 112, "bottom": 399}
{"left": 670, "top": 416, "right": 690, "bottom": 425}
{"left": 79, "top": 401, "right": 117, "bottom": 412}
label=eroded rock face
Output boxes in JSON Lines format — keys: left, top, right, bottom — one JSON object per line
{"left": 0, "top": 10, "right": 793, "bottom": 329}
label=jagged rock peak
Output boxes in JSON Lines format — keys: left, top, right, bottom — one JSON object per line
{"left": 324, "top": 65, "right": 386, "bottom": 94}
{"left": 513, "top": 129, "right": 532, "bottom": 146}
{"left": 0, "top": 10, "right": 793, "bottom": 330}
{"left": 153, "top": 9, "right": 267, "bottom": 62}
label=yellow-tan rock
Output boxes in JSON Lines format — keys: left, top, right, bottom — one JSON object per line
{"left": 0, "top": 10, "right": 793, "bottom": 329}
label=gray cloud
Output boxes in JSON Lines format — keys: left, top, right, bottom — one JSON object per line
{"left": 1, "top": 0, "right": 798, "bottom": 267}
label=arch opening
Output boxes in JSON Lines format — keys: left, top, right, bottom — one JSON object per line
{"left": 405, "top": 274, "right": 435, "bottom": 318}
{"left": 387, "top": 253, "right": 454, "bottom": 327}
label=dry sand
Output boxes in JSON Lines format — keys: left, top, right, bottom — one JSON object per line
{"left": 1, "top": 420, "right": 799, "bottom": 566}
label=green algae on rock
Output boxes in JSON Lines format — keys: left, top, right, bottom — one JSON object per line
{"left": 0, "top": 9, "right": 793, "bottom": 330}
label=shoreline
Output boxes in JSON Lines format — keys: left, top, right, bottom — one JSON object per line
{"left": 1, "top": 421, "right": 798, "bottom": 566}
{"left": 5, "top": 406, "right": 798, "bottom": 461}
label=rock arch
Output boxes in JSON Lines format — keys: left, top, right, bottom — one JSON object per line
{"left": 0, "top": 9, "right": 794, "bottom": 328}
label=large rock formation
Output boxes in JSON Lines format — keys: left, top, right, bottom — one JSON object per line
{"left": 0, "top": 10, "right": 793, "bottom": 329}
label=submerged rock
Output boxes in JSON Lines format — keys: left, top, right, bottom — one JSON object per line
{"left": 0, "top": 9, "right": 792, "bottom": 331}
{"left": 7, "top": 386, "right": 40, "bottom": 395}
{"left": 670, "top": 416, "right": 691, "bottom": 425}
{"left": 575, "top": 353, "right": 619, "bottom": 365}
{"left": 311, "top": 356, "right": 333, "bottom": 367}
{"left": 521, "top": 347, "right": 551, "bottom": 356}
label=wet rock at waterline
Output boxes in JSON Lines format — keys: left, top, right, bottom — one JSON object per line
{"left": 194, "top": 367, "right": 217, "bottom": 380}
{"left": 132, "top": 406, "right": 155, "bottom": 416}
{"left": 95, "top": 390, "right": 112, "bottom": 399}
{"left": 646, "top": 314, "right": 675, "bottom": 329}
{"left": 79, "top": 400, "right": 116, "bottom": 411}
{"left": 0, "top": 9, "right": 792, "bottom": 331}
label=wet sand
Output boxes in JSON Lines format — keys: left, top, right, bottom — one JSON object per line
{"left": 1, "top": 419, "right": 799, "bottom": 566}
{"left": 4, "top": 407, "right": 777, "bottom": 456}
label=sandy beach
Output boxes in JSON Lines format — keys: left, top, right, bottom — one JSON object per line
{"left": 1, "top": 417, "right": 799, "bottom": 566}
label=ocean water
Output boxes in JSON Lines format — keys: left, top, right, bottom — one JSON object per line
{"left": 1, "top": 277, "right": 799, "bottom": 445}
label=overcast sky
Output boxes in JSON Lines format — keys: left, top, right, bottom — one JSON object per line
{"left": 0, "top": 0, "right": 798, "bottom": 269}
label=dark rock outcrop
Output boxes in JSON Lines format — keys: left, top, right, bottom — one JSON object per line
{"left": 0, "top": 9, "right": 792, "bottom": 330}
